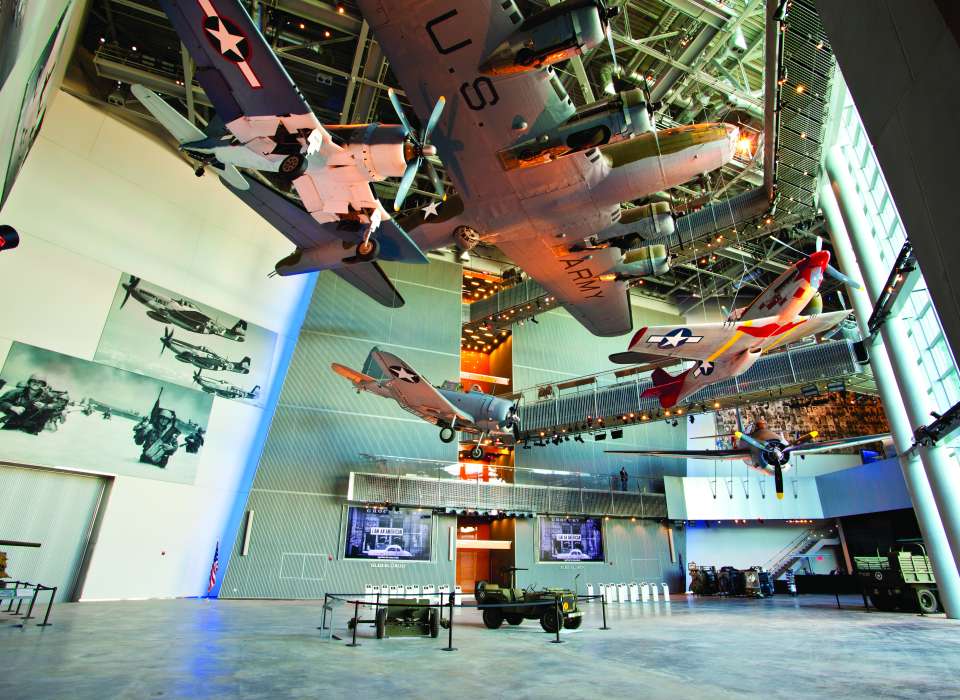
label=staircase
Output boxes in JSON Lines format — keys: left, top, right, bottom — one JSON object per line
{"left": 765, "top": 526, "right": 839, "bottom": 579}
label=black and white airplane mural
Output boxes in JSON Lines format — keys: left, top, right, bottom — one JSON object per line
{"left": 192, "top": 370, "right": 259, "bottom": 400}
{"left": 332, "top": 347, "right": 520, "bottom": 458}
{"left": 121, "top": 276, "right": 246, "bottom": 341}
{"left": 160, "top": 328, "right": 251, "bottom": 374}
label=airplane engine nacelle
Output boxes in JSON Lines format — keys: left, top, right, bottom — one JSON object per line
{"left": 498, "top": 88, "right": 650, "bottom": 170}
{"left": 595, "top": 202, "right": 674, "bottom": 245}
{"left": 607, "top": 243, "right": 669, "bottom": 279}
{"left": 333, "top": 124, "right": 409, "bottom": 181}
{"left": 274, "top": 240, "right": 354, "bottom": 276}
{"left": 479, "top": 0, "right": 610, "bottom": 76}
{"left": 729, "top": 346, "right": 763, "bottom": 376}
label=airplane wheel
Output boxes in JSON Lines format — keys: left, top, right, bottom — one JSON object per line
{"left": 470, "top": 445, "right": 483, "bottom": 459}
{"left": 194, "top": 166, "right": 204, "bottom": 177}
{"left": 354, "top": 237, "right": 379, "bottom": 263}
{"left": 278, "top": 153, "right": 306, "bottom": 179}
{"left": 439, "top": 426, "right": 455, "bottom": 443}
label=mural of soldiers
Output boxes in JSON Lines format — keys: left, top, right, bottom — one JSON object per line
{"left": 184, "top": 427, "right": 205, "bottom": 454}
{"left": 133, "top": 390, "right": 181, "bottom": 468}
{"left": 0, "top": 374, "right": 60, "bottom": 434}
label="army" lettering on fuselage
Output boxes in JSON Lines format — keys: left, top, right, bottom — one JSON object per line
{"left": 560, "top": 257, "right": 604, "bottom": 299}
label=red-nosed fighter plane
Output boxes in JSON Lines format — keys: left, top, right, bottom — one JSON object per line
{"left": 610, "top": 243, "right": 860, "bottom": 407}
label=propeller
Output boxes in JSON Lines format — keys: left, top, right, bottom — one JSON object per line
{"left": 120, "top": 276, "right": 140, "bottom": 308}
{"left": 160, "top": 327, "right": 174, "bottom": 357}
{"left": 735, "top": 428, "right": 822, "bottom": 500}
{"left": 774, "top": 236, "right": 862, "bottom": 291}
{"left": 388, "top": 88, "right": 446, "bottom": 211}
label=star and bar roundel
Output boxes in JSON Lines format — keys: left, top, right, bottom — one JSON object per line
{"left": 197, "top": 0, "right": 261, "bottom": 88}
{"left": 388, "top": 365, "right": 421, "bottom": 384}
{"left": 647, "top": 327, "right": 704, "bottom": 349}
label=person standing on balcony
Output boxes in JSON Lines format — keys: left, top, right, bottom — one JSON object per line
{"left": 619, "top": 467, "right": 629, "bottom": 492}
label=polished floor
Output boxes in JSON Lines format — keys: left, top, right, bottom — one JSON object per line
{"left": 1, "top": 594, "right": 958, "bottom": 699}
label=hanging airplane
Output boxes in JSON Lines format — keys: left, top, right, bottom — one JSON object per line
{"left": 130, "top": 0, "right": 437, "bottom": 308}
{"left": 120, "top": 276, "right": 247, "bottom": 341}
{"left": 357, "top": 0, "right": 741, "bottom": 337}
{"left": 139, "top": 0, "right": 740, "bottom": 333}
{"left": 608, "top": 240, "right": 860, "bottom": 408}
{"left": 331, "top": 347, "right": 520, "bottom": 459}
{"left": 607, "top": 419, "right": 890, "bottom": 499}
{"left": 160, "top": 328, "right": 251, "bottom": 374}
{"left": 192, "top": 370, "right": 259, "bottom": 400}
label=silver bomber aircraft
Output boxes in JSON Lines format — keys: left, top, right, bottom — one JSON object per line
{"left": 358, "top": 0, "right": 739, "bottom": 336}
{"left": 332, "top": 347, "right": 520, "bottom": 458}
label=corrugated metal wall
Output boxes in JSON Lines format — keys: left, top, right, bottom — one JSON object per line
{"left": 514, "top": 518, "right": 686, "bottom": 593}
{"left": 0, "top": 464, "right": 107, "bottom": 601}
{"left": 221, "top": 262, "right": 462, "bottom": 598}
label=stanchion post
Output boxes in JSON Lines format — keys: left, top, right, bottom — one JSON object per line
{"left": 319, "top": 592, "right": 330, "bottom": 631}
{"left": 15, "top": 587, "right": 38, "bottom": 628}
{"left": 551, "top": 597, "right": 563, "bottom": 644}
{"left": 345, "top": 600, "right": 361, "bottom": 647}
{"left": 442, "top": 591, "right": 457, "bottom": 652}
{"left": 600, "top": 594, "right": 610, "bottom": 630}
{"left": 37, "top": 587, "right": 56, "bottom": 627}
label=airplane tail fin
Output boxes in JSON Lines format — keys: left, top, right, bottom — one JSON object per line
{"left": 231, "top": 320, "right": 248, "bottom": 336}
{"left": 251, "top": 385, "right": 260, "bottom": 398}
{"left": 640, "top": 367, "right": 690, "bottom": 409}
{"left": 240, "top": 356, "right": 251, "bottom": 368}
{"left": 360, "top": 346, "right": 388, "bottom": 382}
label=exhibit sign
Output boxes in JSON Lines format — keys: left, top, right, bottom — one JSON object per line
{"left": 0, "top": 341, "right": 213, "bottom": 484}
{"left": 95, "top": 273, "right": 277, "bottom": 406}
{"left": 344, "top": 506, "right": 432, "bottom": 561}
{"left": 538, "top": 516, "right": 605, "bottom": 563}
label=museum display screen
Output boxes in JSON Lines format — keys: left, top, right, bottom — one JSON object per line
{"left": 538, "top": 516, "right": 605, "bottom": 562}
{"left": 344, "top": 506, "right": 432, "bottom": 561}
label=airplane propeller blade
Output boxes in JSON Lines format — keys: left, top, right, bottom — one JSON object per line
{"left": 387, "top": 88, "right": 415, "bottom": 138}
{"left": 606, "top": 24, "right": 619, "bottom": 74}
{"left": 825, "top": 264, "right": 863, "bottom": 290}
{"left": 422, "top": 95, "right": 445, "bottom": 144}
{"left": 393, "top": 160, "right": 421, "bottom": 211}
{"left": 120, "top": 276, "right": 139, "bottom": 309}
{"left": 160, "top": 327, "right": 173, "bottom": 357}
{"left": 774, "top": 463, "right": 785, "bottom": 500}
{"left": 815, "top": 235, "right": 823, "bottom": 252}
{"left": 734, "top": 430, "right": 766, "bottom": 452}
{"left": 424, "top": 160, "right": 446, "bottom": 199}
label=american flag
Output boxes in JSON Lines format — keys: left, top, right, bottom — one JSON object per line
{"left": 207, "top": 542, "right": 220, "bottom": 594}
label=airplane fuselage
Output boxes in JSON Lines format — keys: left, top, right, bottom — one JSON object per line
{"left": 437, "top": 387, "right": 514, "bottom": 438}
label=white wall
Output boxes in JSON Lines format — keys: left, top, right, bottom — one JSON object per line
{"left": 0, "top": 92, "right": 313, "bottom": 599}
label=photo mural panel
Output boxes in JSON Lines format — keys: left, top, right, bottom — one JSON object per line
{"left": 1, "top": 1, "right": 74, "bottom": 207}
{"left": 0, "top": 342, "right": 212, "bottom": 484}
{"left": 95, "top": 274, "right": 277, "bottom": 407}
{"left": 538, "top": 516, "right": 605, "bottom": 562}
{"left": 344, "top": 506, "right": 433, "bottom": 561}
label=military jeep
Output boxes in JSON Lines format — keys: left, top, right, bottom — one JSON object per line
{"left": 475, "top": 567, "right": 582, "bottom": 633}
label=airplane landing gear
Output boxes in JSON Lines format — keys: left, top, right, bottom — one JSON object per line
{"left": 354, "top": 237, "right": 379, "bottom": 263}
{"left": 278, "top": 153, "right": 306, "bottom": 180}
{"left": 469, "top": 444, "right": 483, "bottom": 460}
{"left": 194, "top": 166, "right": 205, "bottom": 177}
{"left": 439, "top": 426, "right": 455, "bottom": 443}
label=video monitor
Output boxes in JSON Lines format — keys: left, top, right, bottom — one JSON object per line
{"left": 344, "top": 506, "right": 433, "bottom": 561}
{"left": 538, "top": 516, "right": 605, "bottom": 562}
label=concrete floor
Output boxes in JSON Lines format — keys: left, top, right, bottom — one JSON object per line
{"left": 1, "top": 595, "right": 958, "bottom": 699}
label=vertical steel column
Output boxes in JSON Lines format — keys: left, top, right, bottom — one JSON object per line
{"left": 821, "top": 162, "right": 960, "bottom": 616}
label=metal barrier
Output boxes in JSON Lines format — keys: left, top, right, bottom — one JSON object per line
{"left": 319, "top": 591, "right": 608, "bottom": 651}
{"left": 1, "top": 580, "right": 57, "bottom": 628}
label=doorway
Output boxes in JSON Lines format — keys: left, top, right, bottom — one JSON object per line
{"left": 455, "top": 515, "right": 516, "bottom": 593}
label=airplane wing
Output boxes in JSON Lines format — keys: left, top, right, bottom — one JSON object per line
{"left": 614, "top": 310, "right": 853, "bottom": 363}
{"left": 356, "top": 0, "right": 576, "bottom": 201}
{"left": 222, "top": 173, "right": 407, "bottom": 307}
{"left": 157, "top": 0, "right": 318, "bottom": 126}
{"left": 365, "top": 349, "right": 473, "bottom": 426}
{"left": 605, "top": 448, "right": 750, "bottom": 461}
{"left": 789, "top": 433, "right": 890, "bottom": 455}
{"left": 496, "top": 239, "right": 632, "bottom": 337}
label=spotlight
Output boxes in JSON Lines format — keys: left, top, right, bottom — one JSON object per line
{"left": 611, "top": 429, "right": 624, "bottom": 440}
{"left": 574, "top": 435, "right": 585, "bottom": 443}
{"left": 689, "top": 414, "right": 695, "bottom": 424}
{"left": 671, "top": 419, "right": 678, "bottom": 427}
{"left": 594, "top": 432, "right": 607, "bottom": 441}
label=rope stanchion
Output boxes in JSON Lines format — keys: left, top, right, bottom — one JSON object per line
{"left": 345, "top": 600, "right": 361, "bottom": 647}
{"left": 37, "top": 587, "right": 56, "bottom": 627}
{"left": 442, "top": 591, "right": 457, "bottom": 652}
{"left": 550, "top": 596, "right": 563, "bottom": 644}
{"left": 599, "top": 592, "right": 610, "bottom": 630}
{"left": 318, "top": 593, "right": 330, "bottom": 631}
{"left": 15, "top": 586, "right": 38, "bottom": 628}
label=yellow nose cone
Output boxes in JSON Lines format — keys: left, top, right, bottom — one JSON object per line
{"left": 776, "top": 492, "right": 784, "bottom": 500}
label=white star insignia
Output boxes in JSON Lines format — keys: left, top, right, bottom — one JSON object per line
{"left": 421, "top": 201, "right": 440, "bottom": 219}
{"left": 206, "top": 20, "right": 245, "bottom": 60}
{"left": 390, "top": 366, "right": 418, "bottom": 383}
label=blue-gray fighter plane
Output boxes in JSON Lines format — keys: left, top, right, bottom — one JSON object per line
{"left": 332, "top": 347, "right": 520, "bottom": 458}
